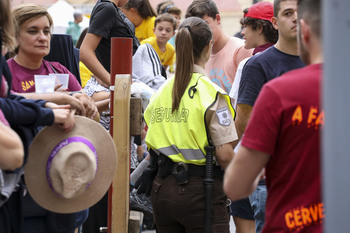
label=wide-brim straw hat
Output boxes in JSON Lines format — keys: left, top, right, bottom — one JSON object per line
{"left": 25, "top": 115, "right": 117, "bottom": 214}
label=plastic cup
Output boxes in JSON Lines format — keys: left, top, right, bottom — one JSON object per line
{"left": 49, "top": 73, "right": 69, "bottom": 90}
{"left": 34, "top": 75, "right": 55, "bottom": 94}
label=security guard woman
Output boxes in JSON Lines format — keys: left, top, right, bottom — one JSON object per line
{"left": 141, "top": 17, "right": 238, "bottom": 233}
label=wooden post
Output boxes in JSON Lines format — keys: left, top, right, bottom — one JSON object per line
{"left": 111, "top": 75, "right": 131, "bottom": 233}
{"left": 128, "top": 211, "right": 144, "bottom": 233}
{"left": 108, "top": 38, "right": 133, "bottom": 233}
{"left": 130, "top": 97, "right": 142, "bottom": 136}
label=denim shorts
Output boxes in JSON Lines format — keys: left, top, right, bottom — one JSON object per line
{"left": 229, "top": 197, "right": 255, "bottom": 220}
{"left": 249, "top": 183, "right": 267, "bottom": 233}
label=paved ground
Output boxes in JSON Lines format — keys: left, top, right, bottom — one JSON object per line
{"left": 143, "top": 217, "right": 236, "bottom": 232}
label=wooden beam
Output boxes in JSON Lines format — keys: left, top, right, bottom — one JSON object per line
{"left": 128, "top": 211, "right": 144, "bottom": 233}
{"left": 111, "top": 74, "right": 131, "bottom": 233}
{"left": 130, "top": 97, "right": 142, "bottom": 136}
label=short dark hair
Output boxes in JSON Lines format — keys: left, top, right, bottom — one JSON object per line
{"left": 297, "top": 0, "right": 321, "bottom": 38}
{"left": 240, "top": 9, "right": 278, "bottom": 44}
{"left": 273, "top": 0, "right": 290, "bottom": 17}
{"left": 73, "top": 11, "right": 82, "bottom": 20}
{"left": 154, "top": 13, "right": 177, "bottom": 31}
{"left": 185, "top": 0, "right": 219, "bottom": 20}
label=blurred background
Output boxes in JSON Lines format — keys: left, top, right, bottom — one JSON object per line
{"left": 10, "top": 0, "right": 273, "bottom": 38}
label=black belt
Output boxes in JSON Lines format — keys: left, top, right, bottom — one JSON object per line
{"left": 156, "top": 153, "right": 224, "bottom": 179}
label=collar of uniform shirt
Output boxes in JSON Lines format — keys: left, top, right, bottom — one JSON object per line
{"left": 193, "top": 64, "right": 207, "bottom": 76}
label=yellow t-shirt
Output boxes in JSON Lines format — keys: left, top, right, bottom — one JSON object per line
{"left": 141, "top": 37, "right": 175, "bottom": 67}
{"left": 79, "top": 61, "right": 93, "bottom": 88}
{"left": 135, "top": 17, "right": 156, "bottom": 43}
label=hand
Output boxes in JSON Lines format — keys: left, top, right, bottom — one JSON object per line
{"left": 52, "top": 106, "right": 75, "bottom": 132}
{"left": 72, "top": 92, "right": 98, "bottom": 119}
{"left": 62, "top": 95, "right": 85, "bottom": 115}
{"left": 45, "top": 101, "right": 59, "bottom": 109}
{"left": 134, "top": 165, "right": 158, "bottom": 195}
{"left": 43, "top": 93, "right": 85, "bottom": 115}
{"left": 54, "top": 83, "right": 64, "bottom": 91}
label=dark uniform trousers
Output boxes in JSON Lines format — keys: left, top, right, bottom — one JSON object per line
{"left": 151, "top": 173, "right": 230, "bottom": 233}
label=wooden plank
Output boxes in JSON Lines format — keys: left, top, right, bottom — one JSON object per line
{"left": 111, "top": 74, "right": 131, "bottom": 233}
{"left": 130, "top": 97, "right": 142, "bottom": 136}
{"left": 128, "top": 211, "right": 144, "bottom": 233}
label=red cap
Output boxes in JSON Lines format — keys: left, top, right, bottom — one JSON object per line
{"left": 244, "top": 1, "right": 274, "bottom": 23}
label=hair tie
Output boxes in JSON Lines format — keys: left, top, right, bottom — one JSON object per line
{"left": 184, "top": 25, "right": 191, "bottom": 34}
{"left": 163, "top": 4, "right": 174, "bottom": 13}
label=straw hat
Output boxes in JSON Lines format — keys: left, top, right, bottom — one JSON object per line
{"left": 25, "top": 115, "right": 117, "bottom": 214}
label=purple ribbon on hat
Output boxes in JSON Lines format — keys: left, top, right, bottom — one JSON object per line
{"left": 46, "top": 136, "right": 98, "bottom": 198}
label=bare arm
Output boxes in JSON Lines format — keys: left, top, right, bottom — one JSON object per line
{"left": 91, "top": 91, "right": 110, "bottom": 113}
{"left": 224, "top": 146, "right": 269, "bottom": 201}
{"left": 80, "top": 33, "right": 111, "bottom": 86}
{"left": 91, "top": 91, "right": 110, "bottom": 102}
{"left": 0, "top": 122, "right": 24, "bottom": 170}
{"left": 18, "top": 92, "right": 97, "bottom": 119}
{"left": 95, "top": 99, "right": 110, "bottom": 113}
{"left": 18, "top": 92, "right": 85, "bottom": 114}
{"left": 215, "top": 142, "right": 235, "bottom": 170}
{"left": 236, "top": 103, "right": 253, "bottom": 139}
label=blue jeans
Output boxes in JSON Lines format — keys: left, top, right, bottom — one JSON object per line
{"left": 249, "top": 183, "right": 267, "bottom": 233}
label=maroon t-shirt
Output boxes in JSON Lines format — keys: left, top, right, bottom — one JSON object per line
{"left": 7, "top": 58, "right": 81, "bottom": 93}
{"left": 242, "top": 64, "right": 324, "bottom": 233}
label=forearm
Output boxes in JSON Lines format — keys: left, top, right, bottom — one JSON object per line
{"left": 91, "top": 91, "right": 110, "bottom": 102}
{"left": 19, "top": 92, "right": 69, "bottom": 105}
{"left": 80, "top": 47, "right": 110, "bottom": 86}
{"left": 95, "top": 99, "right": 110, "bottom": 113}
{"left": 236, "top": 103, "right": 253, "bottom": 139}
{"left": 223, "top": 146, "right": 268, "bottom": 201}
{"left": 91, "top": 91, "right": 110, "bottom": 113}
{"left": 214, "top": 142, "right": 235, "bottom": 170}
{"left": 224, "top": 156, "right": 260, "bottom": 201}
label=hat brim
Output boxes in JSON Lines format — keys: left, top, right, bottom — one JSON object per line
{"left": 25, "top": 116, "right": 117, "bottom": 214}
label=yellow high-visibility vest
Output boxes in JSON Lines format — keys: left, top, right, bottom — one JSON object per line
{"left": 144, "top": 73, "right": 235, "bottom": 165}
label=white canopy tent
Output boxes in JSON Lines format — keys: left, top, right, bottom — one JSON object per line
{"left": 47, "top": 0, "right": 89, "bottom": 34}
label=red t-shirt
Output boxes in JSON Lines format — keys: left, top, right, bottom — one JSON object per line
{"left": 242, "top": 64, "right": 324, "bottom": 233}
{"left": 7, "top": 58, "right": 81, "bottom": 93}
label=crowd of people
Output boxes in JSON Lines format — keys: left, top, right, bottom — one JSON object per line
{"left": 0, "top": 0, "right": 324, "bottom": 232}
